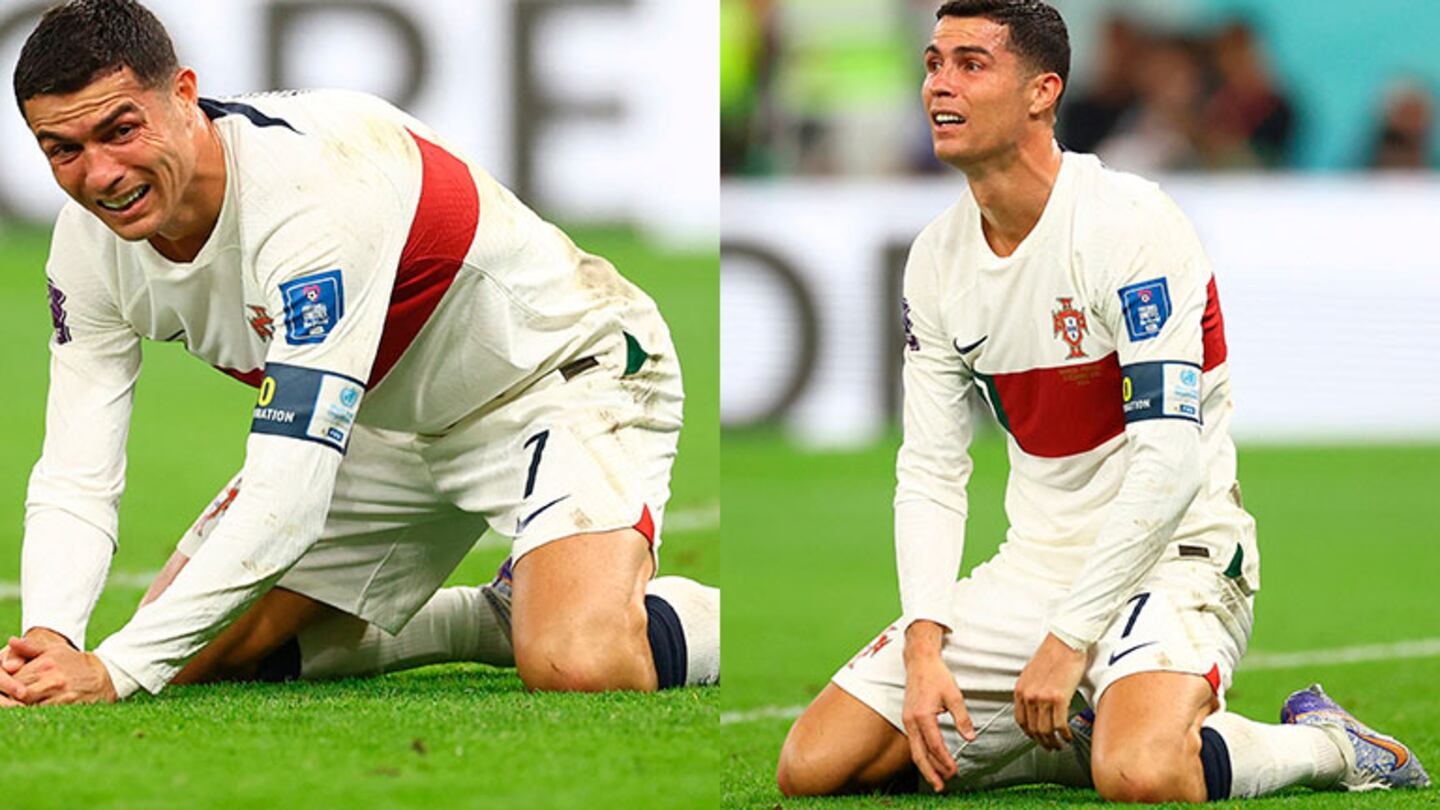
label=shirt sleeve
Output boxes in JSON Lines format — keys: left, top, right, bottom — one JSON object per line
{"left": 21, "top": 213, "right": 140, "bottom": 649}
{"left": 894, "top": 233, "right": 974, "bottom": 631}
{"left": 93, "top": 200, "right": 399, "bottom": 696}
{"left": 1049, "top": 193, "right": 1211, "bottom": 649}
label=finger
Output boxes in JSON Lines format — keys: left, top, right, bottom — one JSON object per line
{"left": 0, "top": 669, "right": 27, "bottom": 703}
{"left": 21, "top": 677, "right": 60, "bottom": 705}
{"left": 1032, "top": 699, "right": 1058, "bottom": 751}
{"left": 905, "top": 720, "right": 944, "bottom": 793}
{"left": 919, "top": 712, "right": 956, "bottom": 782}
{"left": 945, "top": 688, "right": 976, "bottom": 743}
{"left": 1054, "top": 700, "right": 1072, "bottom": 744}
{"left": 1013, "top": 693, "right": 1031, "bottom": 740}
{"left": 8, "top": 637, "right": 41, "bottom": 658}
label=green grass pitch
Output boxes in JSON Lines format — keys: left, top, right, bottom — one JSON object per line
{"left": 723, "top": 430, "right": 1440, "bottom": 808}
{"left": 0, "top": 224, "right": 718, "bottom": 808}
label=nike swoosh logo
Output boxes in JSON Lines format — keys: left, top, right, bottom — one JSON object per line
{"left": 954, "top": 335, "right": 988, "bottom": 355}
{"left": 1108, "top": 641, "right": 1157, "bottom": 666}
{"left": 1355, "top": 730, "right": 1410, "bottom": 768}
{"left": 516, "top": 495, "right": 569, "bottom": 534}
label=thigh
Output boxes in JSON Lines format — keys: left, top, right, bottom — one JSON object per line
{"left": 172, "top": 587, "right": 342, "bottom": 684}
{"left": 510, "top": 527, "right": 655, "bottom": 636}
{"left": 1091, "top": 670, "right": 1215, "bottom": 802}
{"left": 777, "top": 683, "right": 915, "bottom": 796}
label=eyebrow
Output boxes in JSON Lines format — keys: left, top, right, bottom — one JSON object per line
{"left": 924, "top": 44, "right": 995, "bottom": 59}
{"left": 35, "top": 102, "right": 141, "bottom": 144}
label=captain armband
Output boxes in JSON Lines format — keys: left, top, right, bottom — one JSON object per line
{"left": 1120, "top": 361, "right": 1202, "bottom": 425}
{"left": 250, "top": 363, "right": 365, "bottom": 452}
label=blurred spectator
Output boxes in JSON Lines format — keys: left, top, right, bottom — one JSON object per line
{"left": 1058, "top": 16, "right": 1144, "bottom": 154}
{"left": 768, "top": 0, "right": 915, "bottom": 175}
{"left": 1366, "top": 80, "right": 1435, "bottom": 170}
{"left": 1202, "top": 20, "right": 1296, "bottom": 169}
{"left": 1094, "top": 35, "right": 1209, "bottom": 173}
{"left": 721, "top": 0, "right": 775, "bottom": 174}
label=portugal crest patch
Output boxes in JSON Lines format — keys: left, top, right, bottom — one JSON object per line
{"left": 280, "top": 270, "right": 345, "bottom": 345}
{"left": 1052, "top": 297, "right": 1088, "bottom": 359}
{"left": 1118, "top": 278, "right": 1172, "bottom": 342}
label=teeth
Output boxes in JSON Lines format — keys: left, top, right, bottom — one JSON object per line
{"left": 934, "top": 114, "right": 964, "bottom": 125}
{"left": 99, "top": 186, "right": 146, "bottom": 210}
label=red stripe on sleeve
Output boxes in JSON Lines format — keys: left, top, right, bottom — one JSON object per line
{"left": 217, "top": 366, "right": 265, "bottom": 388}
{"left": 367, "top": 131, "right": 481, "bottom": 388}
{"left": 1202, "top": 276, "right": 1228, "bottom": 372}
{"left": 990, "top": 354, "right": 1125, "bottom": 458}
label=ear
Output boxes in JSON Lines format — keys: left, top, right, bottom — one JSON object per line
{"left": 1028, "top": 72, "right": 1064, "bottom": 118}
{"left": 172, "top": 67, "right": 199, "bottom": 106}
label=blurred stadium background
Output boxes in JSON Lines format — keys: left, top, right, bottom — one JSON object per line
{"left": 0, "top": 1, "right": 718, "bottom": 808}
{"left": 722, "top": 1, "right": 1440, "bottom": 807}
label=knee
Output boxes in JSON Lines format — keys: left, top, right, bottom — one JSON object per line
{"left": 775, "top": 722, "right": 840, "bottom": 797}
{"left": 514, "top": 603, "right": 651, "bottom": 692}
{"left": 1092, "top": 742, "right": 1203, "bottom": 804}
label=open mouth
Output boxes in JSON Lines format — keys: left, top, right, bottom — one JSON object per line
{"left": 97, "top": 184, "right": 151, "bottom": 213}
{"left": 932, "top": 112, "right": 967, "bottom": 128}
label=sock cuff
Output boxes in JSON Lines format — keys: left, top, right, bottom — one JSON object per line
{"left": 644, "top": 594, "right": 688, "bottom": 689}
{"left": 1199, "top": 726, "right": 1234, "bottom": 801}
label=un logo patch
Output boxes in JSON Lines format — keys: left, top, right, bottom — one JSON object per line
{"left": 280, "top": 270, "right": 345, "bottom": 345}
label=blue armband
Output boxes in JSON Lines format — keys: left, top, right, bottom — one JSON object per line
{"left": 251, "top": 363, "right": 365, "bottom": 452}
{"left": 1121, "top": 361, "right": 1202, "bottom": 425}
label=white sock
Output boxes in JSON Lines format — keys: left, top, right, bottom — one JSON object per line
{"left": 646, "top": 576, "right": 719, "bottom": 686}
{"left": 298, "top": 586, "right": 513, "bottom": 679}
{"left": 1202, "top": 711, "right": 1347, "bottom": 797}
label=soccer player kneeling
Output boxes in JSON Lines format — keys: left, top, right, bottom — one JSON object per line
{"left": 776, "top": 0, "right": 1427, "bottom": 800}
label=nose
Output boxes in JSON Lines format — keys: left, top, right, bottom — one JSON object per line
{"left": 926, "top": 67, "right": 958, "bottom": 99}
{"left": 82, "top": 147, "right": 126, "bottom": 198}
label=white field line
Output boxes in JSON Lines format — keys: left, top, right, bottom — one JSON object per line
{"left": 720, "top": 637, "right": 1440, "bottom": 726}
{"left": 0, "top": 503, "right": 724, "bottom": 599}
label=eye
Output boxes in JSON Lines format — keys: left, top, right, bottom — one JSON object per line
{"left": 964, "top": 60, "right": 983, "bottom": 72}
{"left": 48, "top": 144, "right": 80, "bottom": 161}
{"left": 112, "top": 123, "right": 138, "bottom": 140}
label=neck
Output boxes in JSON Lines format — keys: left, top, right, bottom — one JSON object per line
{"left": 963, "top": 130, "right": 1063, "bottom": 257}
{"left": 149, "top": 117, "right": 226, "bottom": 263}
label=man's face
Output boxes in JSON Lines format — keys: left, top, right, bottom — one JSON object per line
{"left": 24, "top": 67, "right": 199, "bottom": 242}
{"left": 923, "top": 16, "right": 1038, "bottom": 168}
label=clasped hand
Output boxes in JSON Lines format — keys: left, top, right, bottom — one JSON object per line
{"left": 0, "top": 628, "right": 117, "bottom": 707}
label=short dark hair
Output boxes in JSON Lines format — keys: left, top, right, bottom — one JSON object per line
{"left": 13, "top": 0, "right": 179, "bottom": 116}
{"left": 936, "top": 0, "right": 1070, "bottom": 92}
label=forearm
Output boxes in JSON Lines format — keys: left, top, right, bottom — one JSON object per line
{"left": 20, "top": 509, "right": 115, "bottom": 648}
{"left": 894, "top": 498, "right": 965, "bottom": 630}
{"left": 1050, "top": 421, "right": 1202, "bottom": 649}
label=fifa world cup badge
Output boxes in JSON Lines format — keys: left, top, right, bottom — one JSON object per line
{"left": 1052, "top": 297, "right": 1089, "bottom": 359}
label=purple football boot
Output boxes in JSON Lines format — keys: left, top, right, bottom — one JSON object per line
{"left": 1282, "top": 684, "right": 1430, "bottom": 791}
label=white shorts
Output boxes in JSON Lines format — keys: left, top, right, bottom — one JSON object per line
{"left": 831, "top": 554, "right": 1253, "bottom": 791}
{"left": 177, "top": 326, "right": 683, "bottom": 634}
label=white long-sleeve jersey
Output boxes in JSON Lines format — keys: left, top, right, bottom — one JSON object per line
{"left": 23, "top": 90, "right": 664, "bottom": 696}
{"left": 894, "top": 152, "right": 1259, "bottom": 648}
